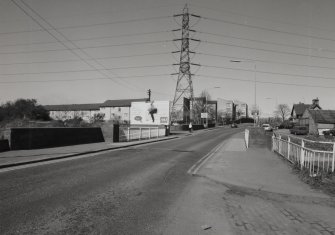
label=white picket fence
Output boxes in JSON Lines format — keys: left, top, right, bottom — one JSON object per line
{"left": 272, "top": 134, "right": 335, "bottom": 175}
{"left": 119, "top": 126, "right": 166, "bottom": 142}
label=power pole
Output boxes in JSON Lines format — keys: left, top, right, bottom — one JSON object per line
{"left": 171, "top": 4, "right": 200, "bottom": 124}
{"left": 147, "top": 89, "right": 151, "bottom": 102}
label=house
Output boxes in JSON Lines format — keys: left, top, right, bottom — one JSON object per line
{"left": 291, "top": 98, "right": 321, "bottom": 123}
{"left": 99, "top": 98, "right": 147, "bottom": 123}
{"left": 44, "top": 98, "right": 148, "bottom": 123}
{"left": 300, "top": 109, "right": 335, "bottom": 135}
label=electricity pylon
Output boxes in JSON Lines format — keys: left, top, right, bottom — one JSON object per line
{"left": 171, "top": 4, "right": 200, "bottom": 123}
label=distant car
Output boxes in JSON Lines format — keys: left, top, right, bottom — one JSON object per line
{"left": 289, "top": 126, "right": 308, "bottom": 135}
{"left": 231, "top": 123, "right": 238, "bottom": 128}
{"left": 323, "top": 129, "right": 335, "bottom": 136}
{"left": 262, "top": 124, "right": 272, "bottom": 131}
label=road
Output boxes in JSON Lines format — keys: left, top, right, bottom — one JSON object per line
{"left": 0, "top": 127, "right": 240, "bottom": 235}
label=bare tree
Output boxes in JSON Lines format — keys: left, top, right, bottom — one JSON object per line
{"left": 274, "top": 104, "right": 290, "bottom": 121}
{"left": 193, "top": 90, "right": 212, "bottom": 124}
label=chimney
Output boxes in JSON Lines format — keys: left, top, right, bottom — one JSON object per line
{"left": 312, "top": 97, "right": 319, "bottom": 106}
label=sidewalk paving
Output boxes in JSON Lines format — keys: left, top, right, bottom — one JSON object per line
{"left": 0, "top": 135, "right": 179, "bottom": 169}
{"left": 198, "top": 131, "right": 328, "bottom": 198}
{"left": 196, "top": 131, "right": 335, "bottom": 234}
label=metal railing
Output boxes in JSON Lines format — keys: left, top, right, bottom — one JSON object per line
{"left": 272, "top": 134, "right": 335, "bottom": 175}
{"left": 244, "top": 129, "right": 249, "bottom": 148}
{"left": 119, "top": 126, "right": 166, "bottom": 142}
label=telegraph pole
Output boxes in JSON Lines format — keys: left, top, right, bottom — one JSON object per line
{"left": 147, "top": 89, "right": 151, "bottom": 102}
{"left": 171, "top": 4, "right": 200, "bottom": 123}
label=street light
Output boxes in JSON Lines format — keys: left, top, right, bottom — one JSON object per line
{"left": 230, "top": 60, "right": 257, "bottom": 126}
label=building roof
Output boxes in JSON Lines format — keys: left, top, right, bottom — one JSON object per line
{"left": 100, "top": 98, "right": 148, "bottom": 107}
{"left": 291, "top": 103, "right": 311, "bottom": 116}
{"left": 44, "top": 103, "right": 101, "bottom": 111}
{"left": 308, "top": 110, "right": 335, "bottom": 124}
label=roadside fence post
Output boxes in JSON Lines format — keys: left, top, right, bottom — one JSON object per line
{"left": 157, "top": 127, "right": 159, "bottom": 138}
{"left": 287, "top": 136, "right": 291, "bottom": 160}
{"left": 127, "top": 127, "right": 130, "bottom": 141}
{"left": 332, "top": 142, "right": 335, "bottom": 172}
{"left": 271, "top": 134, "right": 275, "bottom": 152}
{"left": 301, "top": 140, "right": 305, "bottom": 169}
{"left": 278, "top": 135, "right": 281, "bottom": 155}
{"left": 139, "top": 128, "right": 142, "bottom": 140}
{"left": 149, "top": 127, "right": 151, "bottom": 139}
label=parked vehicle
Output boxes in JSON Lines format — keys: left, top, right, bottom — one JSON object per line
{"left": 262, "top": 123, "right": 272, "bottom": 131}
{"left": 231, "top": 123, "right": 238, "bottom": 128}
{"left": 289, "top": 126, "right": 308, "bottom": 135}
{"left": 323, "top": 129, "right": 335, "bottom": 136}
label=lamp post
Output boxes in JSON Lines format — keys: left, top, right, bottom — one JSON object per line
{"left": 266, "top": 97, "right": 278, "bottom": 125}
{"left": 230, "top": 60, "right": 257, "bottom": 126}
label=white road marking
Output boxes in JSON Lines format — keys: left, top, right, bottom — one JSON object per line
{"left": 187, "top": 140, "right": 226, "bottom": 175}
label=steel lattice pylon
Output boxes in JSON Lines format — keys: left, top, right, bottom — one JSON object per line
{"left": 171, "top": 4, "right": 195, "bottom": 124}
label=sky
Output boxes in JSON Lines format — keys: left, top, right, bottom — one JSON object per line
{"left": 0, "top": 0, "right": 335, "bottom": 117}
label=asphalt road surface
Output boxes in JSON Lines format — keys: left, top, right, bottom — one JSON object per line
{"left": 0, "top": 127, "right": 240, "bottom": 235}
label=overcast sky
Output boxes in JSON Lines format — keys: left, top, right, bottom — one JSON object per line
{"left": 1, "top": 0, "right": 335, "bottom": 116}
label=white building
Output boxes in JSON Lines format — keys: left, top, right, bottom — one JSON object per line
{"left": 99, "top": 99, "right": 147, "bottom": 123}
{"left": 45, "top": 103, "right": 101, "bottom": 122}
{"left": 45, "top": 98, "right": 147, "bottom": 123}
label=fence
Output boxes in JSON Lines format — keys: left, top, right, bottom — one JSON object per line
{"left": 272, "top": 134, "right": 335, "bottom": 175}
{"left": 244, "top": 129, "right": 249, "bottom": 148}
{"left": 119, "top": 126, "right": 166, "bottom": 142}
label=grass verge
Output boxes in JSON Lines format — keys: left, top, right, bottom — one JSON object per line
{"left": 292, "top": 162, "right": 335, "bottom": 196}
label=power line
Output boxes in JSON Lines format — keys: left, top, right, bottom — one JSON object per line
{"left": 0, "top": 15, "right": 172, "bottom": 36}
{"left": 200, "top": 64, "right": 335, "bottom": 81}
{"left": 0, "top": 39, "right": 172, "bottom": 55}
{"left": 189, "top": 3, "right": 335, "bottom": 37}
{"left": 198, "top": 52, "right": 335, "bottom": 71}
{"left": 0, "top": 73, "right": 171, "bottom": 84}
{"left": 198, "top": 30, "right": 335, "bottom": 55}
{"left": 0, "top": 64, "right": 172, "bottom": 76}
{"left": 12, "top": 0, "right": 139, "bottom": 91}
{"left": 195, "top": 74, "right": 335, "bottom": 89}
{"left": 0, "top": 3, "right": 183, "bottom": 25}
{"left": 0, "top": 30, "right": 171, "bottom": 48}
{"left": 0, "top": 51, "right": 172, "bottom": 66}
{"left": 201, "top": 15, "right": 335, "bottom": 44}
{"left": 202, "top": 40, "right": 335, "bottom": 61}
{"left": 0, "top": 77, "right": 109, "bottom": 84}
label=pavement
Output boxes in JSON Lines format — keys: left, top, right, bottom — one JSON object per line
{"left": 192, "top": 131, "right": 335, "bottom": 234}
{"left": 196, "top": 131, "right": 327, "bottom": 197}
{"left": 0, "top": 134, "right": 181, "bottom": 169}
{"left": 2, "top": 127, "right": 335, "bottom": 234}
{"left": 0, "top": 126, "right": 227, "bottom": 169}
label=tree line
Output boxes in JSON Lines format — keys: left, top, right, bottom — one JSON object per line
{"left": 0, "top": 99, "right": 50, "bottom": 122}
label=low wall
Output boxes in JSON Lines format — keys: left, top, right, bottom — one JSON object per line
{"left": 170, "top": 124, "right": 215, "bottom": 131}
{"left": 10, "top": 127, "right": 105, "bottom": 150}
{"left": 116, "top": 125, "right": 167, "bottom": 142}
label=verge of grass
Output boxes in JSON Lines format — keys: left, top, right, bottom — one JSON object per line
{"left": 292, "top": 162, "right": 335, "bottom": 196}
